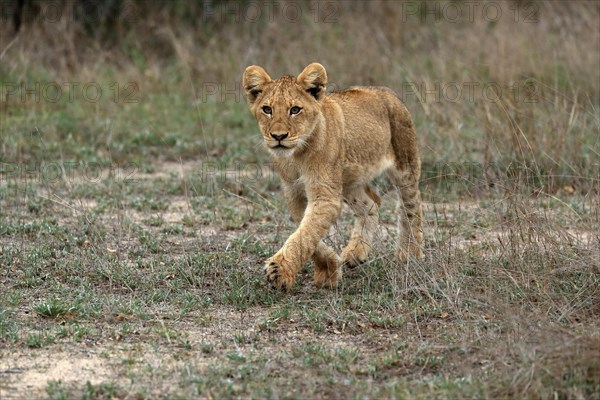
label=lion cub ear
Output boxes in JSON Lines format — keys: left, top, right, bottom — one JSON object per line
{"left": 243, "top": 65, "right": 272, "bottom": 104}
{"left": 297, "top": 63, "right": 328, "bottom": 101}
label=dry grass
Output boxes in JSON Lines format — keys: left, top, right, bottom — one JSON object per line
{"left": 2, "top": 1, "right": 598, "bottom": 191}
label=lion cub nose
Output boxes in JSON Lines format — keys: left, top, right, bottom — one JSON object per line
{"left": 270, "top": 132, "right": 289, "bottom": 141}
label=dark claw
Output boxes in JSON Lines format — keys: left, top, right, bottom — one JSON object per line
{"left": 343, "top": 257, "right": 365, "bottom": 269}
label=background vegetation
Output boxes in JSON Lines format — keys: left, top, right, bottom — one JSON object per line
{"left": 1, "top": 1, "right": 598, "bottom": 398}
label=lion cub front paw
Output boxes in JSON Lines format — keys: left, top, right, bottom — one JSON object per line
{"left": 397, "top": 243, "right": 422, "bottom": 262}
{"left": 313, "top": 266, "right": 342, "bottom": 288}
{"left": 265, "top": 253, "right": 296, "bottom": 290}
{"left": 341, "top": 241, "right": 371, "bottom": 268}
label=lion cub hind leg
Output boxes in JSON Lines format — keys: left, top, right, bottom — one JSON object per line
{"left": 390, "top": 170, "right": 423, "bottom": 261}
{"left": 341, "top": 185, "right": 381, "bottom": 268}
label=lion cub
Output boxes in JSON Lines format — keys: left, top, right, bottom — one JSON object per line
{"left": 243, "top": 63, "right": 423, "bottom": 290}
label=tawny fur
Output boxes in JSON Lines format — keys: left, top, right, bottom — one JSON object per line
{"left": 243, "top": 63, "right": 423, "bottom": 290}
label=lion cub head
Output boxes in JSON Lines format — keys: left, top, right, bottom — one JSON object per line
{"left": 243, "top": 63, "right": 328, "bottom": 157}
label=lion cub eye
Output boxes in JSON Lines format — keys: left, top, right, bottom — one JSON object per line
{"left": 262, "top": 106, "right": 272, "bottom": 115}
{"left": 290, "top": 106, "right": 302, "bottom": 115}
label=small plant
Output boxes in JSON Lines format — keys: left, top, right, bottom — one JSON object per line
{"left": 82, "top": 381, "right": 120, "bottom": 399}
{"left": 26, "top": 331, "right": 55, "bottom": 348}
{"left": 45, "top": 380, "right": 69, "bottom": 400}
{"left": 33, "top": 299, "right": 78, "bottom": 319}
{"left": 201, "top": 343, "right": 215, "bottom": 354}
{"left": 0, "top": 309, "right": 17, "bottom": 341}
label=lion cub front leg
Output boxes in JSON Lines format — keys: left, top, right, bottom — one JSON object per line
{"left": 265, "top": 187, "right": 305, "bottom": 290}
{"left": 266, "top": 184, "right": 342, "bottom": 290}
